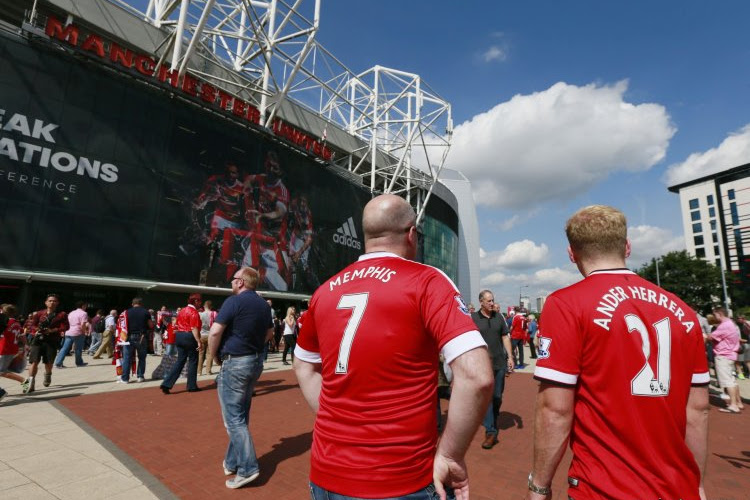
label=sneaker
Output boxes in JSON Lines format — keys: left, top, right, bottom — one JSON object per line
{"left": 54, "top": 364, "right": 65, "bottom": 369}
{"left": 0, "top": 387, "right": 6, "bottom": 402}
{"left": 116, "top": 377, "right": 130, "bottom": 384}
{"left": 222, "top": 460, "right": 236, "bottom": 476}
{"left": 225, "top": 471, "right": 259, "bottom": 489}
{"left": 43, "top": 372, "right": 52, "bottom": 387}
{"left": 739, "top": 373, "right": 747, "bottom": 380}
{"left": 76, "top": 362, "right": 88, "bottom": 367}
{"left": 21, "top": 378, "right": 30, "bottom": 393}
{"left": 25, "top": 378, "right": 35, "bottom": 394}
{"left": 136, "top": 377, "right": 145, "bottom": 383}
{"left": 720, "top": 393, "right": 731, "bottom": 401}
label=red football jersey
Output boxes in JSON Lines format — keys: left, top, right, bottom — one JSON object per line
{"left": 510, "top": 313, "right": 527, "bottom": 340}
{"left": 176, "top": 305, "right": 202, "bottom": 332}
{"left": 296, "top": 252, "right": 482, "bottom": 498}
{"left": 535, "top": 270, "right": 710, "bottom": 499}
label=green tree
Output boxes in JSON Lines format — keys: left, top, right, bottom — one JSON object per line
{"left": 634, "top": 250, "right": 722, "bottom": 313}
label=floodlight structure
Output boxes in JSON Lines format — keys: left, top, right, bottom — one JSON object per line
{"left": 114, "top": 0, "right": 452, "bottom": 223}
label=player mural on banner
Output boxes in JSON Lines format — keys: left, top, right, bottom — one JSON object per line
{"left": 181, "top": 149, "right": 320, "bottom": 292}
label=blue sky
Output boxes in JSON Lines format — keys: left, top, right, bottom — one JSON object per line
{"left": 125, "top": 1, "right": 750, "bottom": 308}
{"left": 313, "top": 1, "right": 750, "bottom": 307}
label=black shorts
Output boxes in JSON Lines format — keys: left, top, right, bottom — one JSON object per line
{"left": 28, "top": 339, "right": 58, "bottom": 364}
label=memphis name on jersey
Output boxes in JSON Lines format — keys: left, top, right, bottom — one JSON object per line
{"left": 593, "top": 284, "right": 695, "bottom": 332}
{"left": 328, "top": 265, "right": 396, "bottom": 291}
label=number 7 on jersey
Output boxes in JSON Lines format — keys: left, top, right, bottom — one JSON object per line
{"left": 335, "top": 293, "right": 369, "bottom": 374}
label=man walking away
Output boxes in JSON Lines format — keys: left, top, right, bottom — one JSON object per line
{"left": 294, "top": 194, "right": 493, "bottom": 500}
{"left": 526, "top": 205, "right": 709, "bottom": 500}
{"left": 208, "top": 266, "right": 273, "bottom": 489}
{"left": 119, "top": 298, "right": 153, "bottom": 384}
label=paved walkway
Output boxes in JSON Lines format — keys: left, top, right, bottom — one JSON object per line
{"left": 1, "top": 350, "right": 748, "bottom": 499}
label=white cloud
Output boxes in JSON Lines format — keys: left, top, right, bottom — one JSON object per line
{"left": 482, "top": 45, "right": 507, "bottom": 63}
{"left": 664, "top": 124, "right": 750, "bottom": 187}
{"left": 479, "top": 266, "right": 582, "bottom": 310}
{"left": 627, "top": 224, "right": 684, "bottom": 268}
{"left": 447, "top": 80, "right": 676, "bottom": 208}
{"left": 480, "top": 239, "right": 549, "bottom": 271}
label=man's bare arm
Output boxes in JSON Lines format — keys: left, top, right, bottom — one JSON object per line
{"left": 685, "top": 385, "right": 709, "bottom": 498}
{"left": 433, "top": 346, "right": 493, "bottom": 500}
{"left": 208, "top": 322, "right": 226, "bottom": 362}
{"left": 293, "top": 358, "right": 322, "bottom": 413}
{"left": 502, "top": 335, "right": 514, "bottom": 372}
{"left": 526, "top": 383, "right": 575, "bottom": 500}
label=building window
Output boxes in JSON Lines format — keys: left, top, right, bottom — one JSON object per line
{"left": 692, "top": 222, "right": 702, "bottom": 233}
{"left": 710, "top": 220, "right": 717, "bottom": 231}
{"left": 730, "top": 204, "right": 739, "bottom": 225}
{"left": 691, "top": 211, "right": 701, "bottom": 221}
{"left": 712, "top": 232, "right": 718, "bottom": 243}
{"left": 695, "top": 247, "right": 706, "bottom": 258}
{"left": 714, "top": 245, "right": 720, "bottom": 256}
{"left": 707, "top": 194, "right": 714, "bottom": 205}
{"left": 716, "top": 258, "right": 722, "bottom": 267}
{"left": 694, "top": 235, "right": 704, "bottom": 246}
{"left": 728, "top": 189, "right": 735, "bottom": 200}
{"left": 708, "top": 206, "right": 715, "bottom": 218}
{"left": 689, "top": 198, "right": 699, "bottom": 210}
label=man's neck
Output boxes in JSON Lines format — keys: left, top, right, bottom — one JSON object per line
{"left": 46, "top": 308, "right": 55, "bottom": 315}
{"left": 479, "top": 308, "right": 493, "bottom": 318}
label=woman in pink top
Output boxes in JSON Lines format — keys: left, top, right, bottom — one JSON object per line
{"left": 710, "top": 307, "right": 742, "bottom": 413}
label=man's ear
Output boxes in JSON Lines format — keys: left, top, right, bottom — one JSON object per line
{"left": 625, "top": 239, "right": 632, "bottom": 258}
{"left": 567, "top": 246, "right": 576, "bottom": 264}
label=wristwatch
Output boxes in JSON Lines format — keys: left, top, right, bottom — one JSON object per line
{"left": 527, "top": 473, "right": 552, "bottom": 495}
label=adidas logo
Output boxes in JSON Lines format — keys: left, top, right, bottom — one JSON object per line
{"left": 333, "top": 217, "right": 362, "bottom": 250}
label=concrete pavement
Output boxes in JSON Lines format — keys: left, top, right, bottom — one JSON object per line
{"left": 1, "top": 347, "right": 748, "bottom": 499}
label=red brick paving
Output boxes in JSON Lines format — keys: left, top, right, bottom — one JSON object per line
{"left": 59, "top": 371, "right": 749, "bottom": 499}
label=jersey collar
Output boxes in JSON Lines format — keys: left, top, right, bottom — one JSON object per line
{"left": 358, "top": 251, "right": 402, "bottom": 262}
{"left": 587, "top": 268, "right": 635, "bottom": 276}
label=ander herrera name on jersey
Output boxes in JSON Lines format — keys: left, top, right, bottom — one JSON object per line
{"left": 329, "top": 265, "right": 397, "bottom": 291}
{"left": 593, "top": 285, "right": 695, "bottom": 332}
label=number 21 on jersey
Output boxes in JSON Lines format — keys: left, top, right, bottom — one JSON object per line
{"left": 335, "top": 293, "right": 369, "bottom": 374}
{"left": 625, "top": 314, "right": 671, "bottom": 396}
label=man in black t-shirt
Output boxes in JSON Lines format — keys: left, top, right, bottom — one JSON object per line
{"left": 471, "top": 290, "right": 514, "bottom": 450}
{"left": 120, "top": 297, "right": 154, "bottom": 384}
{"left": 208, "top": 267, "right": 273, "bottom": 489}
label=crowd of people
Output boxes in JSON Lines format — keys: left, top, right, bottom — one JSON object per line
{"left": 1, "top": 197, "right": 748, "bottom": 499}
{"left": 0, "top": 293, "right": 300, "bottom": 400}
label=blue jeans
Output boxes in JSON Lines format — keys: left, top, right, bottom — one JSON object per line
{"left": 482, "top": 367, "right": 506, "bottom": 435}
{"left": 165, "top": 343, "right": 177, "bottom": 356}
{"left": 218, "top": 353, "right": 263, "bottom": 478}
{"left": 88, "top": 331, "right": 102, "bottom": 354}
{"left": 511, "top": 338, "right": 525, "bottom": 366}
{"left": 54, "top": 335, "right": 85, "bottom": 366}
{"left": 162, "top": 332, "right": 199, "bottom": 390}
{"left": 121, "top": 333, "right": 149, "bottom": 381}
{"left": 309, "top": 482, "right": 454, "bottom": 500}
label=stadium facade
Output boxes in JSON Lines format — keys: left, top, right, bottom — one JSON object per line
{"left": 0, "top": 0, "right": 475, "bottom": 314}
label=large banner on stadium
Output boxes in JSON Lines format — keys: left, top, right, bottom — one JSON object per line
{"left": 0, "top": 32, "right": 370, "bottom": 293}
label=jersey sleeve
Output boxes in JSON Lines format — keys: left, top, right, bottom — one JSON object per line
{"left": 420, "top": 269, "right": 477, "bottom": 350}
{"left": 534, "top": 294, "right": 582, "bottom": 386}
{"left": 190, "top": 309, "right": 202, "bottom": 331}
